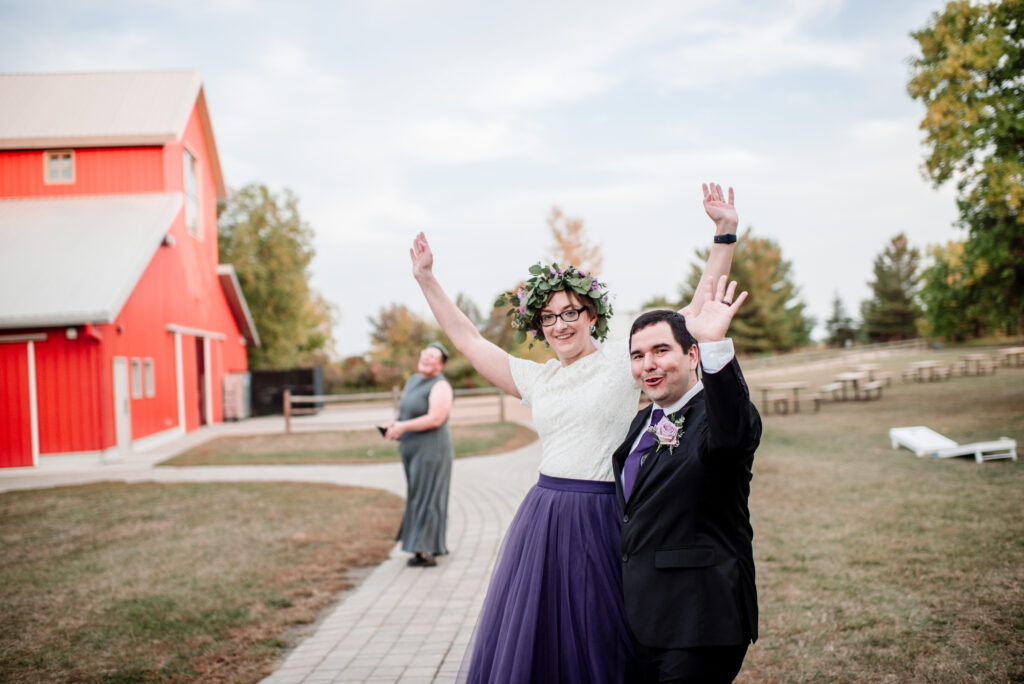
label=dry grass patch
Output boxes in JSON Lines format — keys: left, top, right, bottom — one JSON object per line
{"left": 739, "top": 355, "right": 1024, "bottom": 683}
{"left": 0, "top": 481, "right": 403, "bottom": 683}
{"left": 160, "top": 421, "right": 536, "bottom": 466}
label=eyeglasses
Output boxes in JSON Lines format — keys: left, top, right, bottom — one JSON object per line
{"left": 539, "top": 307, "right": 587, "bottom": 327}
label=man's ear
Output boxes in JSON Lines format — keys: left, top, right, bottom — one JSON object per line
{"left": 688, "top": 344, "right": 700, "bottom": 371}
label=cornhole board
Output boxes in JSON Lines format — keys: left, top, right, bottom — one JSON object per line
{"left": 889, "top": 426, "right": 1017, "bottom": 463}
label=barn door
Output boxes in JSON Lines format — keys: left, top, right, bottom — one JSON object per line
{"left": 112, "top": 357, "right": 132, "bottom": 458}
{"left": 0, "top": 341, "right": 36, "bottom": 467}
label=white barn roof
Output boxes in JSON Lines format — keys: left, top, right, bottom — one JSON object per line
{"left": 0, "top": 71, "right": 226, "bottom": 198}
{"left": 0, "top": 194, "right": 182, "bottom": 329}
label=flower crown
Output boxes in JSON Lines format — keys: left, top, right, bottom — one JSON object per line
{"left": 494, "top": 262, "right": 614, "bottom": 348}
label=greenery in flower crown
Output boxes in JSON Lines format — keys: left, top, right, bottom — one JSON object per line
{"left": 494, "top": 262, "right": 614, "bottom": 348}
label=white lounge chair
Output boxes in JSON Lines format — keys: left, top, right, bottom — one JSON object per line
{"left": 889, "top": 426, "right": 1018, "bottom": 464}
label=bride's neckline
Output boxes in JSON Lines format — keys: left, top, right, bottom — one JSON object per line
{"left": 556, "top": 340, "right": 600, "bottom": 368}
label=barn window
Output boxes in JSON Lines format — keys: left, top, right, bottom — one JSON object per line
{"left": 44, "top": 150, "right": 75, "bottom": 184}
{"left": 131, "top": 358, "right": 143, "bottom": 399}
{"left": 183, "top": 148, "right": 200, "bottom": 237}
{"left": 144, "top": 358, "right": 155, "bottom": 398}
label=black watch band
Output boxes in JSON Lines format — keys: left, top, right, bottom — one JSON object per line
{"left": 713, "top": 233, "right": 737, "bottom": 244}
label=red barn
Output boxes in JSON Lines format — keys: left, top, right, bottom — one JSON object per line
{"left": 0, "top": 71, "right": 259, "bottom": 468}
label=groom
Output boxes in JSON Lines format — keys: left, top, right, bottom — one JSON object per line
{"left": 612, "top": 277, "right": 761, "bottom": 683}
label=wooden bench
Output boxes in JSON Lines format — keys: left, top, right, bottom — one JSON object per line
{"left": 933, "top": 366, "right": 951, "bottom": 380}
{"left": 874, "top": 371, "right": 893, "bottom": 387}
{"left": 803, "top": 392, "right": 825, "bottom": 412}
{"left": 766, "top": 393, "right": 790, "bottom": 415}
{"left": 819, "top": 382, "right": 843, "bottom": 401}
{"left": 858, "top": 380, "right": 885, "bottom": 400}
{"left": 949, "top": 361, "right": 967, "bottom": 376}
{"left": 978, "top": 360, "right": 999, "bottom": 375}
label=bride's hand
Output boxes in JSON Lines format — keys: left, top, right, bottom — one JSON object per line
{"left": 410, "top": 232, "right": 434, "bottom": 280}
{"left": 702, "top": 182, "right": 738, "bottom": 232}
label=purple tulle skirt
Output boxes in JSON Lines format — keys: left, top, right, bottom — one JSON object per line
{"left": 459, "top": 474, "right": 637, "bottom": 683}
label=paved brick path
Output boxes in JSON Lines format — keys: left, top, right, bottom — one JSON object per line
{"left": 0, "top": 398, "right": 537, "bottom": 683}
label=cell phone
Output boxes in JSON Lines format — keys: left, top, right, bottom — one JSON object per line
{"left": 377, "top": 425, "right": 387, "bottom": 437}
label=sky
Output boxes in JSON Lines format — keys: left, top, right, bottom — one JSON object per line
{"left": 0, "top": 0, "right": 962, "bottom": 357}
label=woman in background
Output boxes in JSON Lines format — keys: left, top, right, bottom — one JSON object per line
{"left": 384, "top": 342, "right": 454, "bottom": 568}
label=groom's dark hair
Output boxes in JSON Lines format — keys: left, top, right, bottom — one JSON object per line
{"left": 629, "top": 309, "right": 696, "bottom": 352}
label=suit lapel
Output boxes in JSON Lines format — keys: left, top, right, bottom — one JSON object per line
{"left": 628, "top": 396, "right": 701, "bottom": 502}
{"left": 614, "top": 405, "right": 654, "bottom": 482}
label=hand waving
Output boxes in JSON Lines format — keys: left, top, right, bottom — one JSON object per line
{"left": 702, "top": 182, "right": 738, "bottom": 232}
{"left": 410, "top": 232, "right": 434, "bottom": 280}
{"left": 684, "top": 275, "right": 747, "bottom": 343}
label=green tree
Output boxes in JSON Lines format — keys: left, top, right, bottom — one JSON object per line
{"left": 678, "top": 229, "right": 812, "bottom": 354}
{"left": 365, "top": 295, "right": 496, "bottom": 389}
{"left": 919, "top": 240, "right": 995, "bottom": 340}
{"left": 860, "top": 234, "right": 922, "bottom": 342}
{"left": 218, "top": 183, "right": 336, "bottom": 369}
{"left": 824, "top": 293, "right": 859, "bottom": 347}
{"left": 907, "top": 0, "right": 1024, "bottom": 337}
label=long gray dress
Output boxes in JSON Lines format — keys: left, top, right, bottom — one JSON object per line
{"left": 395, "top": 372, "right": 454, "bottom": 556}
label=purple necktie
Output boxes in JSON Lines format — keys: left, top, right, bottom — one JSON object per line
{"left": 623, "top": 408, "right": 663, "bottom": 502}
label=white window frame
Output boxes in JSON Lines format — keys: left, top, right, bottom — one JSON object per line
{"left": 44, "top": 150, "right": 75, "bottom": 184}
{"left": 143, "top": 358, "right": 156, "bottom": 398}
{"left": 131, "top": 358, "right": 143, "bottom": 399}
{"left": 183, "top": 147, "right": 200, "bottom": 237}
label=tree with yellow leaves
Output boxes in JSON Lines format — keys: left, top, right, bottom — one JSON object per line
{"left": 907, "top": 0, "right": 1024, "bottom": 338}
{"left": 546, "top": 206, "right": 603, "bottom": 275}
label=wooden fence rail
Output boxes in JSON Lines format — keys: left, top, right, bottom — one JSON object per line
{"left": 283, "top": 386, "right": 506, "bottom": 433}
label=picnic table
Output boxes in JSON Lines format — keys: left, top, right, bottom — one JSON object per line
{"left": 905, "top": 360, "right": 943, "bottom": 382}
{"left": 997, "top": 346, "right": 1024, "bottom": 367}
{"left": 832, "top": 371, "right": 869, "bottom": 401}
{"left": 757, "top": 381, "right": 809, "bottom": 414}
{"left": 960, "top": 353, "right": 994, "bottom": 375}
{"left": 852, "top": 363, "right": 881, "bottom": 380}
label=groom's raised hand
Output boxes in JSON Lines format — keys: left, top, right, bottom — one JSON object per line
{"left": 702, "top": 182, "right": 738, "bottom": 233}
{"left": 685, "top": 275, "right": 747, "bottom": 343}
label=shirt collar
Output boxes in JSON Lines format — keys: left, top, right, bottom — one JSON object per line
{"left": 652, "top": 380, "right": 703, "bottom": 419}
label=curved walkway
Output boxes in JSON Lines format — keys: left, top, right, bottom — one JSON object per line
{"left": 0, "top": 409, "right": 539, "bottom": 684}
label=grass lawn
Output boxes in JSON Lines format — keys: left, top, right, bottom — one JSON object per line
{"left": 159, "top": 421, "right": 536, "bottom": 466}
{"left": 0, "top": 482, "right": 403, "bottom": 683}
{"left": 740, "top": 351, "right": 1024, "bottom": 682}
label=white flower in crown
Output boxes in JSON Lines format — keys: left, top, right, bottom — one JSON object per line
{"left": 646, "top": 414, "right": 685, "bottom": 454}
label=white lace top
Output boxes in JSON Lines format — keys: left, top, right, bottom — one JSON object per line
{"left": 508, "top": 338, "right": 641, "bottom": 482}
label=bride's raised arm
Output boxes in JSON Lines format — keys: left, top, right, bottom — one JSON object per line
{"left": 680, "top": 182, "right": 739, "bottom": 317}
{"left": 410, "top": 232, "right": 520, "bottom": 398}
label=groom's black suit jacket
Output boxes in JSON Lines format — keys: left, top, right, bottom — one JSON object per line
{"left": 612, "top": 357, "right": 761, "bottom": 649}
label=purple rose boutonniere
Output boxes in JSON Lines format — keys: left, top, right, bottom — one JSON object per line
{"left": 646, "top": 414, "right": 686, "bottom": 455}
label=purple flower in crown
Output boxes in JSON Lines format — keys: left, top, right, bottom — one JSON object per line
{"left": 578, "top": 270, "right": 587, "bottom": 279}
{"left": 519, "top": 305, "right": 527, "bottom": 314}
{"left": 530, "top": 329, "right": 538, "bottom": 338}
{"left": 646, "top": 414, "right": 685, "bottom": 454}
{"left": 590, "top": 277, "right": 600, "bottom": 291}
{"left": 517, "top": 287, "right": 526, "bottom": 302}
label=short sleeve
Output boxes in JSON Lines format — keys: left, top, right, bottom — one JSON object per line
{"left": 508, "top": 354, "right": 545, "bottom": 407}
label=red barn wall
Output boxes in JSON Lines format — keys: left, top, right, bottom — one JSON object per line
{"left": 0, "top": 147, "right": 165, "bottom": 198}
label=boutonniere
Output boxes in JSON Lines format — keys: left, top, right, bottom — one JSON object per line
{"left": 646, "top": 414, "right": 686, "bottom": 456}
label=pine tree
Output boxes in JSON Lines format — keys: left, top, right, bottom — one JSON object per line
{"left": 860, "top": 234, "right": 922, "bottom": 342}
{"left": 824, "top": 292, "right": 858, "bottom": 347}
{"left": 680, "top": 229, "right": 812, "bottom": 353}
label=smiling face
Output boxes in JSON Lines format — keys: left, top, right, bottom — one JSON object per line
{"left": 629, "top": 321, "right": 699, "bottom": 405}
{"left": 417, "top": 347, "right": 445, "bottom": 378}
{"left": 540, "top": 290, "right": 597, "bottom": 365}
